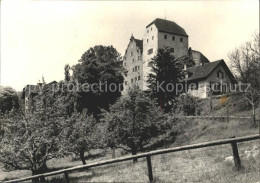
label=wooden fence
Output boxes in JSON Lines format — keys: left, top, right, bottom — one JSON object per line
{"left": 1, "top": 134, "right": 259, "bottom": 183}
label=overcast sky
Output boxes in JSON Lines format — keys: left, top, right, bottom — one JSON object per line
{"left": 1, "top": 0, "right": 259, "bottom": 91}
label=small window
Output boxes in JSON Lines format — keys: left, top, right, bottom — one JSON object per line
{"left": 170, "top": 48, "right": 174, "bottom": 53}
{"left": 138, "top": 76, "right": 141, "bottom": 80}
{"left": 138, "top": 66, "right": 140, "bottom": 71}
{"left": 131, "top": 52, "right": 133, "bottom": 56}
{"left": 132, "top": 68, "right": 134, "bottom": 72}
{"left": 137, "top": 50, "right": 139, "bottom": 54}
{"left": 147, "top": 30, "right": 149, "bottom": 33}
{"left": 164, "top": 35, "right": 167, "bottom": 39}
{"left": 135, "top": 77, "right": 137, "bottom": 81}
{"left": 172, "top": 36, "right": 175, "bottom": 41}
{"left": 180, "top": 38, "right": 183, "bottom": 42}
{"left": 152, "top": 36, "right": 154, "bottom": 40}
{"left": 148, "top": 48, "right": 153, "bottom": 55}
{"left": 125, "top": 81, "right": 127, "bottom": 85}
{"left": 151, "top": 27, "right": 152, "bottom": 31}
{"left": 132, "top": 59, "right": 135, "bottom": 63}
{"left": 147, "top": 39, "right": 149, "bottom": 43}
{"left": 135, "top": 66, "right": 137, "bottom": 72}
{"left": 131, "top": 79, "right": 133, "bottom": 83}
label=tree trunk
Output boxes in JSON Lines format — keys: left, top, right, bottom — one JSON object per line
{"left": 31, "top": 163, "right": 48, "bottom": 182}
{"left": 112, "top": 147, "right": 116, "bottom": 159}
{"left": 131, "top": 140, "right": 138, "bottom": 163}
{"left": 80, "top": 150, "right": 86, "bottom": 165}
{"left": 252, "top": 104, "right": 256, "bottom": 127}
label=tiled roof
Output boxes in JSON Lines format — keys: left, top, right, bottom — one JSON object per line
{"left": 147, "top": 18, "right": 188, "bottom": 37}
{"left": 185, "top": 60, "right": 224, "bottom": 81}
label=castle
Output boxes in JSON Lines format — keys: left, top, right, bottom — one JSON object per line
{"left": 122, "top": 18, "right": 236, "bottom": 98}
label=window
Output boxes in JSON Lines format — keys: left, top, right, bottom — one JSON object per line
{"left": 125, "top": 81, "right": 127, "bottom": 85}
{"left": 152, "top": 36, "right": 154, "bottom": 40}
{"left": 132, "top": 68, "right": 134, "bottom": 72}
{"left": 135, "top": 77, "right": 137, "bottom": 81}
{"left": 132, "top": 59, "right": 135, "bottom": 63}
{"left": 137, "top": 50, "right": 139, "bottom": 54}
{"left": 217, "top": 70, "right": 224, "bottom": 79}
{"left": 137, "top": 66, "right": 140, "bottom": 71}
{"left": 164, "top": 35, "right": 167, "bottom": 39}
{"left": 135, "top": 66, "right": 137, "bottom": 72}
{"left": 170, "top": 48, "right": 174, "bottom": 53}
{"left": 131, "top": 79, "right": 133, "bottom": 83}
{"left": 138, "top": 76, "right": 141, "bottom": 80}
{"left": 148, "top": 48, "right": 153, "bottom": 55}
{"left": 151, "top": 27, "right": 152, "bottom": 31}
{"left": 172, "top": 36, "right": 175, "bottom": 41}
{"left": 147, "top": 30, "right": 149, "bottom": 33}
{"left": 131, "top": 52, "right": 133, "bottom": 56}
{"left": 189, "top": 83, "right": 198, "bottom": 90}
{"left": 180, "top": 38, "right": 183, "bottom": 42}
{"left": 147, "top": 39, "right": 149, "bottom": 43}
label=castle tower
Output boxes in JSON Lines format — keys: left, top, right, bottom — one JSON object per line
{"left": 142, "top": 18, "right": 189, "bottom": 90}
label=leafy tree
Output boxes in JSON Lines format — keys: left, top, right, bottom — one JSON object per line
{"left": 0, "top": 108, "right": 64, "bottom": 182}
{"left": 174, "top": 94, "right": 201, "bottom": 116}
{"left": 61, "top": 112, "right": 103, "bottom": 165}
{"left": 64, "top": 64, "right": 71, "bottom": 82}
{"left": 103, "top": 87, "right": 163, "bottom": 162}
{"left": 72, "top": 45, "right": 125, "bottom": 118}
{"left": 0, "top": 86, "right": 19, "bottom": 113}
{"left": 147, "top": 47, "right": 183, "bottom": 112}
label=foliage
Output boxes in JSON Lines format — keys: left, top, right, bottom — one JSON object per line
{"left": 0, "top": 86, "right": 19, "bottom": 113}
{"left": 64, "top": 64, "right": 71, "bottom": 82}
{"left": 61, "top": 112, "right": 103, "bottom": 165}
{"left": 72, "top": 45, "right": 125, "bottom": 118}
{"left": 147, "top": 47, "right": 184, "bottom": 112}
{"left": 0, "top": 108, "right": 64, "bottom": 181}
{"left": 173, "top": 94, "right": 201, "bottom": 116}
{"left": 102, "top": 87, "right": 164, "bottom": 161}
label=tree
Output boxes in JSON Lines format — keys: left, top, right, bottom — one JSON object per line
{"left": 147, "top": 47, "right": 183, "bottom": 112}
{"left": 0, "top": 108, "right": 64, "bottom": 182}
{"left": 64, "top": 64, "right": 71, "bottom": 82}
{"left": 72, "top": 45, "right": 125, "bottom": 118}
{"left": 174, "top": 94, "right": 201, "bottom": 116}
{"left": 228, "top": 33, "right": 260, "bottom": 127}
{"left": 228, "top": 33, "right": 260, "bottom": 88}
{"left": 0, "top": 86, "right": 19, "bottom": 113}
{"left": 61, "top": 112, "right": 102, "bottom": 165}
{"left": 103, "top": 87, "right": 163, "bottom": 162}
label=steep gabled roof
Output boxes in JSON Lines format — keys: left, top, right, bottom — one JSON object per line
{"left": 134, "top": 38, "right": 143, "bottom": 53}
{"left": 185, "top": 60, "right": 236, "bottom": 82}
{"left": 147, "top": 18, "right": 188, "bottom": 37}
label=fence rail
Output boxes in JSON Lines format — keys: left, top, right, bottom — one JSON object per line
{"left": 1, "top": 134, "right": 259, "bottom": 183}
{"left": 177, "top": 115, "right": 251, "bottom": 119}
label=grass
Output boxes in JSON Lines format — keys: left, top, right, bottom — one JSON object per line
{"left": 1, "top": 95, "right": 259, "bottom": 182}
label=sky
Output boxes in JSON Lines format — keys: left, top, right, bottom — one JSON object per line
{"left": 1, "top": 0, "right": 259, "bottom": 91}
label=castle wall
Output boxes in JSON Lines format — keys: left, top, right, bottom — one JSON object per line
{"left": 122, "top": 39, "right": 143, "bottom": 95}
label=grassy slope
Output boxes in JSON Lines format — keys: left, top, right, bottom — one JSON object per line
{"left": 1, "top": 95, "right": 259, "bottom": 182}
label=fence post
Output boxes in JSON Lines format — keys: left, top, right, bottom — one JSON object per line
{"left": 146, "top": 156, "right": 153, "bottom": 182}
{"left": 230, "top": 137, "right": 242, "bottom": 171}
{"left": 64, "top": 172, "right": 70, "bottom": 183}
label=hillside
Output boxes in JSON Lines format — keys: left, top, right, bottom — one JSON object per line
{"left": 1, "top": 94, "right": 259, "bottom": 182}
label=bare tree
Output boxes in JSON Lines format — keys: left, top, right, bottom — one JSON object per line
{"left": 229, "top": 33, "right": 260, "bottom": 127}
